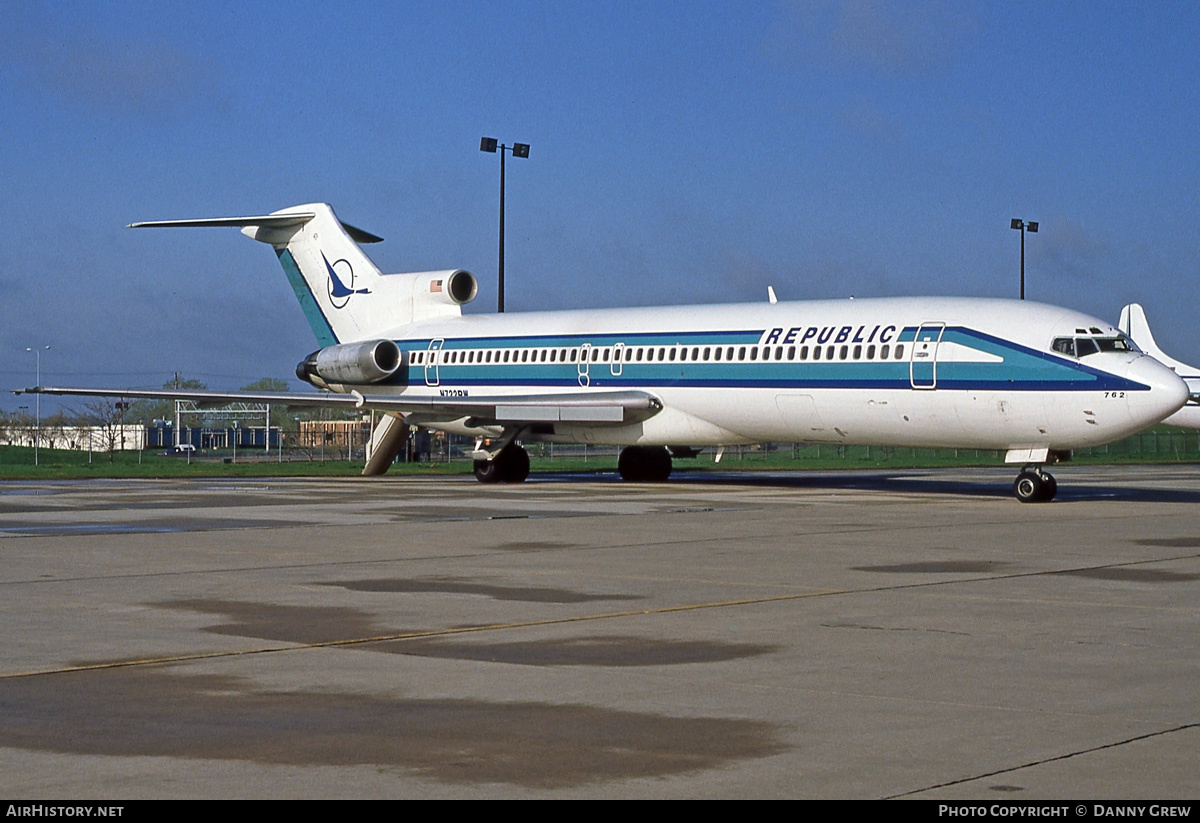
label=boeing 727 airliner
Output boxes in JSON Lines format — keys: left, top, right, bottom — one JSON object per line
{"left": 19, "top": 203, "right": 1188, "bottom": 502}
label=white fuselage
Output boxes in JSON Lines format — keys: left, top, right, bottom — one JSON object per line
{"left": 324, "top": 296, "right": 1187, "bottom": 453}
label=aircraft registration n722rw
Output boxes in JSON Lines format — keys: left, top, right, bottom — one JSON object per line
{"left": 20, "top": 203, "right": 1187, "bottom": 502}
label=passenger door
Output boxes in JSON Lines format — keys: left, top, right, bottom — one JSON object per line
{"left": 910, "top": 323, "right": 945, "bottom": 389}
{"left": 425, "top": 339, "right": 443, "bottom": 387}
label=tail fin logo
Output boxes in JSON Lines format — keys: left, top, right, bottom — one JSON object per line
{"left": 324, "top": 253, "right": 370, "bottom": 309}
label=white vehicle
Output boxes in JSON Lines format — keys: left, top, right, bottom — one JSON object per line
{"left": 20, "top": 204, "right": 1187, "bottom": 502}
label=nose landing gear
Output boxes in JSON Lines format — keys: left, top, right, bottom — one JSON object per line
{"left": 1013, "top": 468, "right": 1057, "bottom": 503}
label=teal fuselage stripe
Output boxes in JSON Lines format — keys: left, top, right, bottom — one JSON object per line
{"left": 395, "top": 326, "right": 1147, "bottom": 393}
{"left": 276, "top": 249, "right": 338, "bottom": 346}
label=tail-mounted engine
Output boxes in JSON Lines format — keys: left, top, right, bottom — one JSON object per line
{"left": 413, "top": 269, "right": 478, "bottom": 308}
{"left": 297, "top": 339, "right": 402, "bottom": 389}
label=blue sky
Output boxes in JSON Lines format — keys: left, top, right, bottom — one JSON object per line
{"left": 1, "top": 1, "right": 1197, "bottom": 408}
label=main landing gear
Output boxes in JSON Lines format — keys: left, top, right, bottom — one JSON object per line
{"left": 617, "top": 446, "right": 673, "bottom": 482}
{"left": 474, "top": 444, "right": 530, "bottom": 483}
{"left": 1013, "top": 467, "right": 1057, "bottom": 503}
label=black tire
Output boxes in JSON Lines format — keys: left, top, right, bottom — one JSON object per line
{"left": 646, "top": 446, "right": 673, "bottom": 482}
{"left": 618, "top": 446, "right": 672, "bottom": 482}
{"left": 618, "top": 447, "right": 645, "bottom": 481}
{"left": 475, "top": 446, "right": 530, "bottom": 483}
{"left": 474, "top": 459, "right": 502, "bottom": 483}
{"left": 500, "top": 445, "right": 530, "bottom": 483}
{"left": 1013, "top": 471, "right": 1046, "bottom": 503}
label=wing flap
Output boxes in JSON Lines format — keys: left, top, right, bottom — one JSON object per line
{"left": 16, "top": 387, "right": 661, "bottom": 426}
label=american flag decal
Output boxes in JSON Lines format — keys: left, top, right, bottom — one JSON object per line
{"left": 430, "top": 280, "right": 443, "bottom": 293}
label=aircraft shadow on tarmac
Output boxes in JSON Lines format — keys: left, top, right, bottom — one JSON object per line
{"left": 536, "top": 469, "right": 1200, "bottom": 504}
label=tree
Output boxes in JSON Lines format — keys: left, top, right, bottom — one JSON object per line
{"left": 240, "top": 378, "right": 293, "bottom": 429}
{"left": 39, "top": 410, "right": 73, "bottom": 450}
{"left": 241, "top": 377, "right": 289, "bottom": 392}
{"left": 82, "top": 398, "right": 129, "bottom": 462}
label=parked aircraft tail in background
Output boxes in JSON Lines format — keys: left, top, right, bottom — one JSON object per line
{"left": 1119, "top": 303, "right": 1200, "bottom": 429}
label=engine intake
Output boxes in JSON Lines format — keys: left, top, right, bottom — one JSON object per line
{"left": 412, "top": 269, "right": 477, "bottom": 306}
{"left": 297, "top": 339, "right": 402, "bottom": 388}
{"left": 445, "top": 269, "right": 478, "bottom": 304}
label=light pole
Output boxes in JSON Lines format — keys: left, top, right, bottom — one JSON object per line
{"left": 480, "top": 137, "right": 530, "bottom": 312}
{"left": 17, "top": 406, "right": 29, "bottom": 452}
{"left": 1010, "top": 219, "right": 1039, "bottom": 300}
{"left": 25, "top": 346, "right": 48, "bottom": 466}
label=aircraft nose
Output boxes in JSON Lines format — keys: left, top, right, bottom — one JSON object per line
{"left": 1125, "top": 354, "right": 1189, "bottom": 427}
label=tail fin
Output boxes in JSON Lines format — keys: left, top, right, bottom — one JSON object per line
{"left": 1119, "top": 303, "right": 1200, "bottom": 429}
{"left": 1118, "top": 303, "right": 1196, "bottom": 375}
{"left": 131, "top": 203, "right": 476, "bottom": 344}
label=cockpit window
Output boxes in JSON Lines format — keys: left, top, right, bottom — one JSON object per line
{"left": 1053, "top": 334, "right": 1138, "bottom": 358}
{"left": 1095, "top": 336, "right": 1136, "bottom": 353}
{"left": 1052, "top": 337, "right": 1076, "bottom": 357}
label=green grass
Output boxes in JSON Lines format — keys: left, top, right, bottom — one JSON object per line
{"left": 2, "top": 426, "right": 1197, "bottom": 480}
{"left": 0, "top": 447, "right": 398, "bottom": 479}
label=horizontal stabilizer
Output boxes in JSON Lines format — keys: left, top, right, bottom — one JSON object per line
{"left": 129, "top": 213, "right": 383, "bottom": 243}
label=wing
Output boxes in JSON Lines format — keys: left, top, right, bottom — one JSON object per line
{"left": 14, "top": 386, "right": 663, "bottom": 426}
